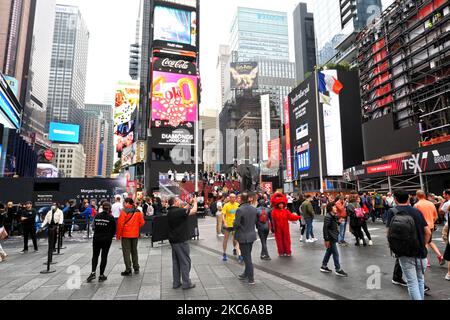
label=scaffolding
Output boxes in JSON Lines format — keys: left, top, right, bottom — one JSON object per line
{"left": 357, "top": 0, "right": 450, "bottom": 143}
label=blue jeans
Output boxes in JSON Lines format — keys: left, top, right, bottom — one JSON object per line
{"left": 305, "top": 218, "right": 314, "bottom": 239}
{"left": 322, "top": 242, "right": 341, "bottom": 271}
{"left": 398, "top": 257, "right": 427, "bottom": 300}
{"left": 338, "top": 219, "right": 347, "bottom": 243}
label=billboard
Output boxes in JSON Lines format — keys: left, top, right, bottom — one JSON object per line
{"left": 48, "top": 122, "right": 80, "bottom": 143}
{"left": 0, "top": 73, "right": 21, "bottom": 129}
{"left": 150, "top": 128, "right": 194, "bottom": 147}
{"left": 37, "top": 163, "right": 59, "bottom": 178}
{"left": 295, "top": 142, "right": 311, "bottom": 173}
{"left": 261, "top": 94, "right": 271, "bottom": 161}
{"left": 151, "top": 70, "right": 198, "bottom": 127}
{"left": 283, "top": 97, "right": 293, "bottom": 182}
{"left": 4, "top": 76, "right": 19, "bottom": 98}
{"left": 153, "top": 3, "right": 197, "bottom": 51}
{"left": 230, "top": 62, "right": 259, "bottom": 90}
{"left": 114, "top": 81, "right": 139, "bottom": 126}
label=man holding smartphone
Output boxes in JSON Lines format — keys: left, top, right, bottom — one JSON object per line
{"left": 168, "top": 195, "right": 198, "bottom": 290}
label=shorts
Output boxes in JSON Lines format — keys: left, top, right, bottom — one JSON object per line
{"left": 224, "top": 227, "right": 235, "bottom": 233}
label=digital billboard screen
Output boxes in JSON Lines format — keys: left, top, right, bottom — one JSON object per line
{"left": 151, "top": 71, "right": 197, "bottom": 127}
{"left": 114, "top": 81, "right": 139, "bottom": 126}
{"left": 230, "top": 62, "right": 259, "bottom": 90}
{"left": 0, "top": 74, "right": 21, "bottom": 129}
{"left": 153, "top": 4, "right": 197, "bottom": 51}
{"left": 48, "top": 122, "right": 80, "bottom": 143}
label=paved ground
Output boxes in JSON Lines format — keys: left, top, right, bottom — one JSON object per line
{"left": 0, "top": 216, "right": 448, "bottom": 300}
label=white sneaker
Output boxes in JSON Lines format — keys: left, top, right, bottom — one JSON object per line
{"left": 312, "top": 238, "right": 318, "bottom": 242}
{"left": 359, "top": 239, "right": 364, "bottom": 245}
{"left": 445, "top": 274, "right": 450, "bottom": 281}
{"left": 305, "top": 239, "right": 312, "bottom": 243}
{"left": 300, "top": 236, "right": 304, "bottom": 242}
{"left": 368, "top": 240, "right": 373, "bottom": 246}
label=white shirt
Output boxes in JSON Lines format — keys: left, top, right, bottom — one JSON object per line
{"left": 111, "top": 202, "right": 122, "bottom": 218}
{"left": 41, "top": 209, "right": 64, "bottom": 228}
{"left": 442, "top": 200, "right": 450, "bottom": 222}
{"left": 386, "top": 196, "right": 395, "bottom": 208}
{"left": 216, "top": 201, "right": 223, "bottom": 213}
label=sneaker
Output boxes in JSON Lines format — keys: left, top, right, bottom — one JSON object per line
{"left": 233, "top": 249, "right": 237, "bottom": 256}
{"left": 238, "top": 255, "right": 244, "bottom": 263}
{"left": 445, "top": 274, "right": 450, "bottom": 281}
{"left": 312, "top": 238, "right": 318, "bottom": 242}
{"left": 355, "top": 242, "right": 360, "bottom": 246}
{"left": 86, "top": 273, "right": 96, "bottom": 283}
{"left": 222, "top": 253, "right": 228, "bottom": 262}
{"left": 286, "top": 254, "right": 292, "bottom": 257}
{"left": 320, "top": 266, "right": 332, "bottom": 273}
{"left": 134, "top": 269, "right": 140, "bottom": 274}
{"left": 264, "top": 256, "right": 271, "bottom": 261}
{"left": 248, "top": 280, "right": 256, "bottom": 285}
{"left": 368, "top": 240, "right": 373, "bottom": 246}
{"left": 427, "top": 259, "right": 431, "bottom": 268}
{"left": 20, "top": 250, "right": 28, "bottom": 254}
{"left": 121, "top": 270, "right": 132, "bottom": 276}
{"left": 424, "top": 285, "right": 431, "bottom": 292}
{"left": 182, "top": 284, "right": 196, "bottom": 290}
{"left": 335, "top": 270, "right": 348, "bottom": 277}
{"left": 172, "top": 284, "right": 182, "bottom": 289}
{"left": 98, "top": 275, "right": 107, "bottom": 282}
{"left": 438, "top": 256, "right": 445, "bottom": 266}
{"left": 359, "top": 239, "right": 364, "bottom": 245}
{"left": 305, "top": 239, "right": 312, "bottom": 243}
{"left": 392, "top": 278, "right": 407, "bottom": 286}
{"left": 300, "top": 236, "right": 304, "bottom": 242}
{"left": 238, "top": 274, "right": 247, "bottom": 280}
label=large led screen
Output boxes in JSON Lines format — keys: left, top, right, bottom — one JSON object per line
{"left": 153, "top": 5, "right": 197, "bottom": 49}
{"left": 151, "top": 71, "right": 197, "bottom": 127}
{"left": 48, "top": 122, "right": 80, "bottom": 143}
{"left": 114, "top": 81, "right": 139, "bottom": 126}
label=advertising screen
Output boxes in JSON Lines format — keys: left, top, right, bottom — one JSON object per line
{"left": 114, "top": 81, "right": 139, "bottom": 126}
{"left": 37, "top": 163, "right": 59, "bottom": 178}
{"left": 151, "top": 70, "right": 197, "bottom": 127}
{"left": 48, "top": 122, "right": 80, "bottom": 143}
{"left": 0, "top": 74, "right": 21, "bottom": 129}
{"left": 230, "top": 62, "right": 259, "bottom": 90}
{"left": 153, "top": 4, "right": 197, "bottom": 51}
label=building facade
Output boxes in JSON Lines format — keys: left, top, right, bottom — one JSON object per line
{"left": 47, "top": 5, "right": 89, "bottom": 132}
{"left": 293, "top": 3, "right": 316, "bottom": 83}
{"left": 53, "top": 143, "right": 86, "bottom": 178}
{"left": 216, "top": 45, "right": 231, "bottom": 110}
{"left": 85, "top": 103, "right": 114, "bottom": 177}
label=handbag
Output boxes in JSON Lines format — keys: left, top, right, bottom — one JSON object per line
{"left": 0, "top": 227, "right": 8, "bottom": 240}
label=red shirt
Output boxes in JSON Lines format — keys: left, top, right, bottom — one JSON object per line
{"left": 336, "top": 201, "right": 347, "bottom": 219}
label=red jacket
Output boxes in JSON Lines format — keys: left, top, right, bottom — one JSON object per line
{"left": 116, "top": 207, "right": 145, "bottom": 240}
{"left": 336, "top": 201, "right": 347, "bottom": 219}
{"left": 270, "top": 193, "right": 300, "bottom": 230}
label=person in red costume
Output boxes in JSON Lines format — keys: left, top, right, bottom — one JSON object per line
{"left": 271, "top": 193, "right": 301, "bottom": 257}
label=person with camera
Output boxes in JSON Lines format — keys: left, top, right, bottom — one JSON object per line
{"left": 19, "top": 201, "right": 38, "bottom": 253}
{"left": 168, "top": 195, "right": 198, "bottom": 290}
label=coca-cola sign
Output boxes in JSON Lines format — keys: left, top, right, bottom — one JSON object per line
{"left": 161, "top": 58, "right": 189, "bottom": 70}
{"left": 153, "top": 56, "right": 196, "bottom": 75}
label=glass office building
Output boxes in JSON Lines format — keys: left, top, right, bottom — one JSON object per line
{"left": 230, "top": 7, "right": 289, "bottom": 61}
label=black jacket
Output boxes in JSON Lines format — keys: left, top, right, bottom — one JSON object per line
{"left": 323, "top": 213, "right": 339, "bottom": 243}
{"left": 233, "top": 204, "right": 258, "bottom": 244}
{"left": 19, "top": 209, "right": 37, "bottom": 227}
{"left": 92, "top": 213, "right": 116, "bottom": 242}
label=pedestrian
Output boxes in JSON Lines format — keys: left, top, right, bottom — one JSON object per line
{"left": 347, "top": 192, "right": 366, "bottom": 246}
{"left": 442, "top": 221, "right": 450, "bottom": 280}
{"left": 112, "top": 196, "right": 122, "bottom": 224}
{"left": 87, "top": 202, "right": 116, "bottom": 283}
{"left": 320, "top": 194, "right": 328, "bottom": 216}
{"left": 301, "top": 194, "right": 317, "bottom": 243}
{"left": 234, "top": 193, "right": 258, "bottom": 285}
{"left": 361, "top": 210, "right": 374, "bottom": 246}
{"left": 0, "top": 203, "right": 8, "bottom": 262}
{"left": 439, "top": 190, "right": 450, "bottom": 223}
{"left": 153, "top": 197, "right": 163, "bottom": 216}
{"left": 215, "top": 196, "right": 224, "bottom": 237}
{"left": 335, "top": 196, "right": 349, "bottom": 246}
{"left": 5, "top": 202, "right": 17, "bottom": 236}
{"left": 256, "top": 198, "right": 273, "bottom": 260}
{"left": 373, "top": 192, "right": 384, "bottom": 222}
{"left": 320, "top": 202, "right": 348, "bottom": 277}
{"left": 64, "top": 200, "right": 76, "bottom": 237}
{"left": 19, "top": 201, "right": 38, "bottom": 253}
{"left": 271, "top": 193, "right": 301, "bottom": 256}
{"left": 222, "top": 193, "right": 243, "bottom": 262}
{"left": 386, "top": 190, "right": 431, "bottom": 300}
{"left": 167, "top": 196, "right": 198, "bottom": 290}
{"left": 116, "top": 198, "right": 145, "bottom": 276}
{"left": 414, "top": 190, "right": 445, "bottom": 266}
{"left": 80, "top": 202, "right": 92, "bottom": 231}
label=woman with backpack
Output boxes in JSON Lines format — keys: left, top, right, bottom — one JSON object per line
{"left": 271, "top": 193, "right": 301, "bottom": 257}
{"left": 256, "top": 198, "right": 273, "bottom": 260}
{"left": 87, "top": 202, "right": 116, "bottom": 283}
{"left": 347, "top": 192, "right": 367, "bottom": 246}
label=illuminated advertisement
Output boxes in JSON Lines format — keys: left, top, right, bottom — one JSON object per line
{"left": 283, "top": 97, "right": 293, "bottom": 182}
{"left": 116, "top": 131, "right": 134, "bottom": 154}
{"left": 153, "top": 3, "right": 197, "bottom": 51}
{"left": 48, "top": 122, "right": 80, "bottom": 143}
{"left": 230, "top": 62, "right": 259, "bottom": 90}
{"left": 0, "top": 73, "right": 21, "bottom": 129}
{"left": 114, "top": 81, "right": 139, "bottom": 126}
{"left": 296, "top": 143, "right": 311, "bottom": 173}
{"left": 37, "top": 163, "right": 59, "bottom": 178}
{"left": 151, "top": 71, "right": 197, "bottom": 127}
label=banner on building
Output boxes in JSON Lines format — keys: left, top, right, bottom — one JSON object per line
{"left": 284, "top": 97, "right": 293, "bottom": 182}
{"left": 261, "top": 182, "right": 273, "bottom": 194}
{"left": 261, "top": 94, "right": 271, "bottom": 161}
{"left": 230, "top": 62, "right": 259, "bottom": 90}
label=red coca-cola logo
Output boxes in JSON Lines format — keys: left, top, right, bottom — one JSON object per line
{"left": 161, "top": 58, "right": 189, "bottom": 70}
{"left": 44, "top": 149, "right": 55, "bottom": 161}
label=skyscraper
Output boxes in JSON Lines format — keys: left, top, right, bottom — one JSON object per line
{"left": 293, "top": 3, "right": 316, "bottom": 83}
{"left": 82, "top": 110, "right": 109, "bottom": 177}
{"left": 314, "top": 0, "right": 383, "bottom": 66}
{"left": 21, "top": 0, "right": 56, "bottom": 142}
{"left": 85, "top": 103, "right": 114, "bottom": 177}
{"left": 47, "top": 5, "right": 89, "bottom": 132}
{"left": 216, "top": 45, "right": 231, "bottom": 110}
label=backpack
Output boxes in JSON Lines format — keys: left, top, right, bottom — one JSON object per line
{"left": 387, "top": 208, "right": 420, "bottom": 257}
{"left": 259, "top": 208, "right": 268, "bottom": 224}
{"left": 375, "top": 195, "right": 382, "bottom": 206}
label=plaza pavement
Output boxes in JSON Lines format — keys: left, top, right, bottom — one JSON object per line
{"left": 0, "top": 216, "right": 448, "bottom": 300}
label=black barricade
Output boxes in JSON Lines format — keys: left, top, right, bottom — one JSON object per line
{"left": 141, "top": 216, "right": 153, "bottom": 235}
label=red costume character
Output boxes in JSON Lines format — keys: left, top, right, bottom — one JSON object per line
{"left": 271, "top": 193, "right": 301, "bottom": 256}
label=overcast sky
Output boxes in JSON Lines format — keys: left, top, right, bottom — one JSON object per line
{"left": 55, "top": 0, "right": 314, "bottom": 111}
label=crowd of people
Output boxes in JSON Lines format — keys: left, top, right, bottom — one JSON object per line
{"left": 0, "top": 187, "right": 449, "bottom": 300}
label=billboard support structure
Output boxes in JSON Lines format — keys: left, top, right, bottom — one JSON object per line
{"left": 314, "top": 67, "right": 324, "bottom": 194}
